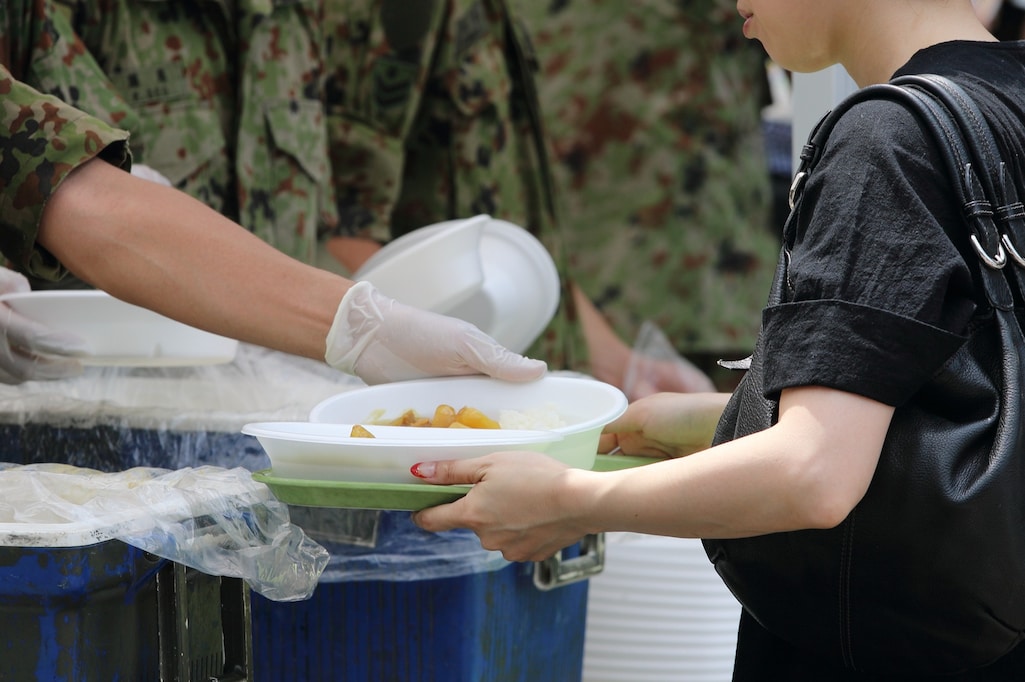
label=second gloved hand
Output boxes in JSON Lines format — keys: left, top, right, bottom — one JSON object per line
{"left": 0, "top": 268, "right": 89, "bottom": 384}
{"left": 325, "top": 281, "right": 547, "bottom": 384}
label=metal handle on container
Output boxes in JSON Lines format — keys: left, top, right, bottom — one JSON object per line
{"left": 156, "top": 559, "right": 253, "bottom": 681}
{"left": 532, "top": 533, "right": 605, "bottom": 591}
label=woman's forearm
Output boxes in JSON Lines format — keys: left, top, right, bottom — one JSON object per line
{"left": 580, "top": 387, "right": 893, "bottom": 539}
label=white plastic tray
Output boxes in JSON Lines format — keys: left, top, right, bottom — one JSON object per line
{"left": 0, "top": 290, "right": 238, "bottom": 367}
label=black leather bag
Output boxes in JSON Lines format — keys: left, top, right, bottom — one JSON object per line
{"left": 703, "top": 75, "right": 1025, "bottom": 675}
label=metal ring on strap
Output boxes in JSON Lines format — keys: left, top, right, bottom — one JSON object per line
{"left": 788, "top": 171, "right": 807, "bottom": 211}
{"left": 971, "top": 233, "right": 1008, "bottom": 269}
{"left": 1001, "top": 233, "right": 1025, "bottom": 268}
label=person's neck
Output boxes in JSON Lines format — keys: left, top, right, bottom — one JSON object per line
{"left": 839, "top": 2, "right": 997, "bottom": 87}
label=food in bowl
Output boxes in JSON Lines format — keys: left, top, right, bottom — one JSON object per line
{"left": 368, "top": 404, "right": 502, "bottom": 429}
{"left": 308, "top": 375, "right": 627, "bottom": 471}
{"left": 498, "top": 405, "right": 568, "bottom": 431}
{"left": 350, "top": 425, "right": 376, "bottom": 438}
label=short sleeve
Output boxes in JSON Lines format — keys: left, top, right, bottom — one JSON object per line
{"left": 760, "top": 98, "right": 978, "bottom": 405}
{"left": 0, "top": 67, "right": 130, "bottom": 280}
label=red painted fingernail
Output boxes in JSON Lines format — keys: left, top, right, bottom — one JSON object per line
{"left": 410, "top": 462, "right": 435, "bottom": 478}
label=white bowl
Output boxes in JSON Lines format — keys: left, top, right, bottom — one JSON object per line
{"left": 0, "top": 290, "right": 238, "bottom": 366}
{"left": 308, "top": 375, "right": 628, "bottom": 471}
{"left": 443, "top": 218, "right": 560, "bottom": 354}
{"left": 243, "top": 422, "right": 562, "bottom": 483}
{"left": 355, "top": 215, "right": 486, "bottom": 314}
{"left": 356, "top": 216, "right": 559, "bottom": 354}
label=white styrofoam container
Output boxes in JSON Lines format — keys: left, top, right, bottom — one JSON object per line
{"left": 308, "top": 375, "right": 628, "bottom": 471}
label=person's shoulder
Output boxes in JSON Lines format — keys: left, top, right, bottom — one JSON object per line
{"left": 822, "top": 95, "right": 932, "bottom": 152}
{"left": 828, "top": 72, "right": 1023, "bottom": 156}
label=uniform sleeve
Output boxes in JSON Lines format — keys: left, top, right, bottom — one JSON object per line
{"left": 3, "top": 0, "right": 136, "bottom": 130}
{"left": 0, "top": 66, "right": 130, "bottom": 280}
{"left": 759, "top": 99, "right": 978, "bottom": 406}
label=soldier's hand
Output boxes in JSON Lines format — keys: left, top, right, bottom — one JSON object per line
{"left": 324, "top": 281, "right": 547, "bottom": 384}
{"left": 0, "top": 268, "right": 89, "bottom": 384}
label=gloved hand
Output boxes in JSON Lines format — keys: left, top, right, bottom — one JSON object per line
{"left": 0, "top": 268, "right": 90, "bottom": 384}
{"left": 325, "top": 281, "right": 547, "bottom": 384}
{"left": 130, "top": 163, "right": 173, "bottom": 186}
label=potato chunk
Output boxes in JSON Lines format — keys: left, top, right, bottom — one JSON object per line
{"left": 350, "top": 424, "right": 376, "bottom": 438}
{"left": 453, "top": 406, "right": 501, "bottom": 429}
{"left": 431, "top": 404, "right": 457, "bottom": 428}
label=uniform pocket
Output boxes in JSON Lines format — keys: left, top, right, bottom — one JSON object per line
{"left": 138, "top": 104, "right": 227, "bottom": 193}
{"left": 265, "top": 99, "right": 330, "bottom": 185}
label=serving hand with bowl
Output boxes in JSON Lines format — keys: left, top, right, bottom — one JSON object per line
{"left": 0, "top": 261, "right": 546, "bottom": 386}
{"left": 0, "top": 266, "right": 89, "bottom": 383}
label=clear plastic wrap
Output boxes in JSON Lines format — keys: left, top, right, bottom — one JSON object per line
{"left": 0, "top": 462, "right": 327, "bottom": 601}
{"left": 0, "top": 343, "right": 505, "bottom": 582}
{"left": 305, "top": 511, "right": 508, "bottom": 582}
{"left": 622, "top": 320, "right": 716, "bottom": 398}
{"left": 0, "top": 343, "right": 365, "bottom": 470}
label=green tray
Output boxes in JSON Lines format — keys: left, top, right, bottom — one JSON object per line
{"left": 252, "top": 453, "right": 660, "bottom": 511}
{"left": 251, "top": 470, "right": 471, "bottom": 511}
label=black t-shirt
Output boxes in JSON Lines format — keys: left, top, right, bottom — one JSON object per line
{"left": 758, "top": 41, "right": 1025, "bottom": 408}
{"left": 729, "top": 40, "right": 1025, "bottom": 679}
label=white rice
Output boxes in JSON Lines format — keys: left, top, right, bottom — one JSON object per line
{"left": 498, "top": 403, "right": 568, "bottom": 430}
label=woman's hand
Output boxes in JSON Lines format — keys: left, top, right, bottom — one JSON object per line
{"left": 410, "top": 451, "right": 597, "bottom": 562}
{"left": 599, "top": 392, "right": 731, "bottom": 458}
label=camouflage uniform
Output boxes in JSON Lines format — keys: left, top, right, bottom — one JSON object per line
{"left": 518, "top": 0, "right": 779, "bottom": 368}
{"left": 322, "top": 0, "right": 585, "bottom": 370}
{"left": 0, "top": 0, "right": 131, "bottom": 281}
{"left": 50, "top": 0, "right": 335, "bottom": 265}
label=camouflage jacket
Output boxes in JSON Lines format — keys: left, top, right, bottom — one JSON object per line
{"left": 518, "top": 0, "right": 779, "bottom": 356}
{"left": 53, "top": 0, "right": 335, "bottom": 264}
{"left": 0, "top": 0, "right": 130, "bottom": 281}
{"left": 323, "top": 0, "right": 584, "bottom": 369}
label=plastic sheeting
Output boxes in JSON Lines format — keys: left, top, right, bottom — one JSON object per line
{"left": 0, "top": 462, "right": 327, "bottom": 601}
{"left": 301, "top": 510, "right": 508, "bottom": 582}
{"left": 0, "top": 344, "right": 505, "bottom": 582}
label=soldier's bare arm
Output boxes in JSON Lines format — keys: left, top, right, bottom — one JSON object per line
{"left": 39, "top": 157, "right": 350, "bottom": 362}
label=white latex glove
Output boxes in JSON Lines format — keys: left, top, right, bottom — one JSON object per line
{"left": 0, "top": 268, "right": 90, "bottom": 383}
{"left": 325, "top": 281, "right": 547, "bottom": 384}
{"left": 130, "top": 163, "right": 173, "bottom": 186}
